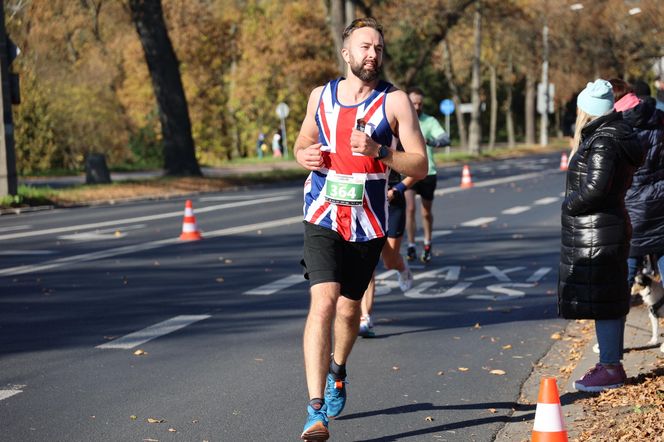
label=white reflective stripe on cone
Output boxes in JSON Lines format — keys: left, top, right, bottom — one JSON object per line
{"left": 532, "top": 403, "right": 566, "bottom": 432}
{"left": 184, "top": 209, "right": 194, "bottom": 216}
{"left": 182, "top": 224, "right": 198, "bottom": 232}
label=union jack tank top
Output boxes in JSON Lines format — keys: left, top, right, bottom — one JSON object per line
{"left": 303, "top": 78, "right": 398, "bottom": 242}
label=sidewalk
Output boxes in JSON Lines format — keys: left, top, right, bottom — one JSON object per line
{"left": 496, "top": 303, "right": 664, "bottom": 441}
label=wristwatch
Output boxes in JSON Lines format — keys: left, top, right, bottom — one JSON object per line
{"left": 376, "top": 144, "right": 389, "bottom": 160}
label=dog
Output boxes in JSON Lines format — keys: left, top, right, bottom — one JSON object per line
{"left": 592, "top": 271, "right": 664, "bottom": 354}
{"left": 631, "top": 273, "right": 664, "bottom": 352}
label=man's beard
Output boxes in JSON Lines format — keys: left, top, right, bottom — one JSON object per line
{"left": 349, "top": 55, "right": 381, "bottom": 82}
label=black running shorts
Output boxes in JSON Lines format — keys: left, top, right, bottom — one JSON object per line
{"left": 301, "top": 222, "right": 386, "bottom": 300}
{"left": 411, "top": 174, "right": 438, "bottom": 201}
{"left": 387, "top": 189, "right": 406, "bottom": 239}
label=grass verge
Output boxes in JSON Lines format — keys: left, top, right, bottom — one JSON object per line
{"left": 2, "top": 141, "right": 567, "bottom": 210}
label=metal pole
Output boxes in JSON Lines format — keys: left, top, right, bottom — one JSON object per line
{"left": 280, "top": 117, "right": 288, "bottom": 159}
{"left": 540, "top": 22, "right": 549, "bottom": 147}
{"left": 445, "top": 114, "right": 451, "bottom": 155}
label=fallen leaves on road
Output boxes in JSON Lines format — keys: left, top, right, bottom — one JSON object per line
{"left": 488, "top": 408, "right": 497, "bottom": 414}
{"left": 133, "top": 349, "right": 147, "bottom": 356}
{"left": 490, "top": 369, "right": 506, "bottom": 376}
{"left": 436, "top": 371, "right": 444, "bottom": 376}
{"left": 130, "top": 415, "right": 137, "bottom": 420}
{"left": 502, "top": 344, "right": 512, "bottom": 350}
{"left": 146, "top": 418, "right": 165, "bottom": 424}
{"left": 550, "top": 332, "right": 562, "bottom": 340}
{"left": 425, "top": 416, "right": 434, "bottom": 422}
{"left": 458, "top": 367, "right": 469, "bottom": 372}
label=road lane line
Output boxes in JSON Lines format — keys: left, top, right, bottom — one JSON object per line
{"left": 435, "top": 169, "right": 560, "bottom": 197}
{"left": 0, "top": 195, "right": 292, "bottom": 241}
{"left": 200, "top": 190, "right": 294, "bottom": 202}
{"left": 58, "top": 224, "right": 146, "bottom": 241}
{"left": 533, "top": 196, "right": 559, "bottom": 205}
{"left": 0, "top": 216, "right": 303, "bottom": 276}
{"left": 244, "top": 274, "right": 304, "bottom": 295}
{"left": 97, "top": 315, "right": 211, "bottom": 349}
{"left": 416, "top": 230, "right": 452, "bottom": 242}
{"left": 0, "top": 225, "right": 30, "bottom": 233}
{"left": 461, "top": 217, "right": 496, "bottom": 227}
{"left": 0, "top": 250, "right": 55, "bottom": 256}
{"left": 0, "top": 390, "right": 22, "bottom": 401}
{"left": 502, "top": 206, "right": 531, "bottom": 215}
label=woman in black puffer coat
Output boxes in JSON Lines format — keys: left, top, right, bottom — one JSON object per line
{"left": 558, "top": 79, "right": 646, "bottom": 393}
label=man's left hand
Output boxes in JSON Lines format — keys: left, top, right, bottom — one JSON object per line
{"left": 350, "top": 129, "right": 380, "bottom": 157}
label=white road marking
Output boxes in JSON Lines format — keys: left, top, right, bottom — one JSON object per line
{"left": 416, "top": 230, "right": 452, "bottom": 242}
{"left": 435, "top": 169, "right": 560, "bottom": 197}
{"left": 376, "top": 269, "right": 398, "bottom": 280}
{"left": 526, "top": 267, "right": 552, "bottom": 282}
{"left": 533, "top": 197, "right": 559, "bottom": 205}
{"left": 0, "top": 390, "right": 22, "bottom": 401}
{"left": 0, "top": 225, "right": 30, "bottom": 233}
{"left": 0, "top": 215, "right": 303, "bottom": 276}
{"left": 405, "top": 282, "right": 473, "bottom": 299}
{"left": 0, "top": 195, "right": 292, "bottom": 241}
{"left": 58, "top": 224, "right": 146, "bottom": 241}
{"left": 461, "top": 217, "right": 496, "bottom": 227}
{"left": 244, "top": 274, "right": 304, "bottom": 295}
{"left": 200, "top": 191, "right": 294, "bottom": 202}
{"left": 466, "top": 266, "right": 525, "bottom": 282}
{"left": 0, "top": 250, "right": 55, "bottom": 256}
{"left": 97, "top": 315, "right": 211, "bottom": 349}
{"left": 502, "top": 206, "right": 531, "bottom": 215}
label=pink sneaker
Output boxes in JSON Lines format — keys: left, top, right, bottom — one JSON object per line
{"left": 573, "top": 363, "right": 626, "bottom": 392}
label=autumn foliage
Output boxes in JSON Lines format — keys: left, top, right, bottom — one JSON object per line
{"left": 5, "top": 0, "right": 662, "bottom": 174}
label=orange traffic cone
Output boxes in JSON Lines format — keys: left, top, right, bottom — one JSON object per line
{"left": 460, "top": 165, "right": 474, "bottom": 188}
{"left": 179, "top": 200, "right": 202, "bottom": 241}
{"left": 531, "top": 377, "right": 568, "bottom": 442}
{"left": 559, "top": 152, "right": 569, "bottom": 171}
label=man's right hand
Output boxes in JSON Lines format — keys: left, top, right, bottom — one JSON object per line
{"left": 296, "top": 143, "right": 324, "bottom": 171}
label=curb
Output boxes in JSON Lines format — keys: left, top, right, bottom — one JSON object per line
{"left": 495, "top": 304, "right": 660, "bottom": 441}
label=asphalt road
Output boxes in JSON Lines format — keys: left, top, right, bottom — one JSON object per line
{"left": 0, "top": 152, "right": 568, "bottom": 442}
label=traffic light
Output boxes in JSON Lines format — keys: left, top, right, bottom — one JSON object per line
{"left": 6, "top": 37, "right": 19, "bottom": 104}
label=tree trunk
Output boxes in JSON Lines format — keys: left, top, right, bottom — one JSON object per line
{"left": 488, "top": 64, "right": 497, "bottom": 151}
{"left": 467, "top": 0, "right": 482, "bottom": 155}
{"left": 128, "top": 0, "right": 201, "bottom": 176}
{"left": 441, "top": 40, "right": 467, "bottom": 149}
{"left": 504, "top": 56, "right": 515, "bottom": 148}
{"left": 344, "top": 0, "right": 354, "bottom": 25}
{"left": 327, "top": 0, "right": 346, "bottom": 75}
{"left": 525, "top": 71, "right": 536, "bottom": 145}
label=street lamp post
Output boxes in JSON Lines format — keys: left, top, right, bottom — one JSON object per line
{"left": 540, "top": 22, "right": 549, "bottom": 147}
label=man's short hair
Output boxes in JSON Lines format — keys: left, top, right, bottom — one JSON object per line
{"left": 407, "top": 87, "right": 425, "bottom": 97}
{"left": 342, "top": 17, "right": 383, "bottom": 42}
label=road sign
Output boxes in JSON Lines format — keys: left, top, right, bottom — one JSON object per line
{"left": 275, "top": 102, "right": 289, "bottom": 119}
{"left": 459, "top": 103, "right": 474, "bottom": 114}
{"left": 439, "top": 99, "right": 455, "bottom": 116}
{"left": 537, "top": 83, "right": 555, "bottom": 114}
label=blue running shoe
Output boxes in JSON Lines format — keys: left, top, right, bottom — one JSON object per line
{"left": 324, "top": 373, "right": 347, "bottom": 418}
{"left": 301, "top": 404, "right": 329, "bottom": 441}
